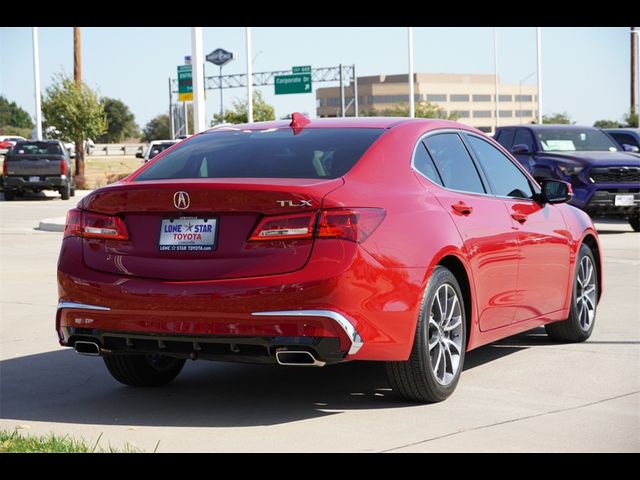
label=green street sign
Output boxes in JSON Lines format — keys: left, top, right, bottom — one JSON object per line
{"left": 275, "top": 74, "right": 312, "bottom": 95}
{"left": 292, "top": 65, "right": 311, "bottom": 74}
{"left": 177, "top": 65, "right": 193, "bottom": 102}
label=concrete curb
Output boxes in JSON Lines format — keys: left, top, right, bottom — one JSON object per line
{"left": 38, "top": 217, "right": 65, "bottom": 232}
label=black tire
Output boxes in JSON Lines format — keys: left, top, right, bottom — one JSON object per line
{"left": 3, "top": 190, "right": 14, "bottom": 201}
{"left": 103, "top": 354, "right": 185, "bottom": 387}
{"left": 70, "top": 181, "right": 76, "bottom": 197}
{"left": 386, "top": 266, "right": 467, "bottom": 403}
{"left": 60, "top": 183, "right": 70, "bottom": 200}
{"left": 629, "top": 216, "right": 640, "bottom": 232}
{"left": 545, "top": 244, "right": 598, "bottom": 342}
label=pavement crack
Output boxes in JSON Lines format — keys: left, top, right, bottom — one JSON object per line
{"left": 380, "top": 391, "right": 640, "bottom": 452}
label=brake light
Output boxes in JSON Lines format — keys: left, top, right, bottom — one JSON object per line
{"left": 63, "top": 208, "right": 129, "bottom": 241}
{"left": 317, "top": 208, "right": 385, "bottom": 243}
{"left": 2, "top": 160, "right": 6, "bottom": 176}
{"left": 249, "top": 212, "right": 316, "bottom": 241}
{"left": 248, "top": 208, "right": 385, "bottom": 243}
{"left": 60, "top": 160, "right": 67, "bottom": 175}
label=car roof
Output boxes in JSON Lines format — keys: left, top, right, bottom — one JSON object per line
{"left": 499, "top": 124, "right": 603, "bottom": 131}
{"left": 603, "top": 128, "right": 640, "bottom": 133}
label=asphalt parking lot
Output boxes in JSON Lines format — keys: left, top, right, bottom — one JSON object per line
{"left": 0, "top": 191, "right": 638, "bottom": 452}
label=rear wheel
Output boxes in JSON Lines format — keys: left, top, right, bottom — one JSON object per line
{"left": 386, "top": 266, "right": 467, "bottom": 403}
{"left": 629, "top": 216, "right": 640, "bottom": 232}
{"left": 103, "top": 354, "right": 185, "bottom": 387}
{"left": 545, "top": 244, "right": 598, "bottom": 342}
{"left": 70, "top": 181, "right": 76, "bottom": 197}
{"left": 60, "top": 183, "right": 70, "bottom": 200}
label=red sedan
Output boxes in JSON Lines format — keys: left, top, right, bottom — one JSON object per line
{"left": 56, "top": 115, "right": 602, "bottom": 402}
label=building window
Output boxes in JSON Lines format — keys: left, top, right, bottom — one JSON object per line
{"left": 499, "top": 110, "right": 513, "bottom": 118}
{"left": 515, "top": 95, "right": 533, "bottom": 102}
{"left": 498, "top": 94, "right": 513, "bottom": 102}
{"left": 477, "top": 126, "right": 493, "bottom": 133}
{"left": 472, "top": 94, "right": 491, "bottom": 102}
{"left": 451, "top": 110, "right": 470, "bottom": 118}
{"left": 515, "top": 110, "right": 533, "bottom": 117}
{"left": 426, "top": 94, "right": 447, "bottom": 102}
{"left": 450, "top": 94, "right": 470, "bottom": 102}
{"left": 473, "top": 110, "right": 492, "bottom": 118}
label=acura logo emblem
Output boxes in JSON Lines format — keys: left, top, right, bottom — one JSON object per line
{"left": 173, "top": 191, "right": 190, "bottom": 210}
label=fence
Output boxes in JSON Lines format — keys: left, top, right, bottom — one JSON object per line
{"left": 90, "top": 144, "right": 146, "bottom": 156}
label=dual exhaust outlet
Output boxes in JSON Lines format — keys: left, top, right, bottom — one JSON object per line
{"left": 74, "top": 341, "right": 325, "bottom": 367}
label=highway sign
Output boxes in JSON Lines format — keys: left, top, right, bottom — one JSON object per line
{"left": 292, "top": 65, "right": 312, "bottom": 73}
{"left": 275, "top": 74, "right": 312, "bottom": 95}
{"left": 177, "top": 65, "right": 193, "bottom": 102}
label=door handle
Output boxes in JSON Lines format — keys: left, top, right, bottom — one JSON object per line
{"left": 451, "top": 202, "right": 473, "bottom": 216}
{"left": 511, "top": 212, "right": 528, "bottom": 223}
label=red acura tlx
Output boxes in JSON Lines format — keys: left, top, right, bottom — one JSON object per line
{"left": 56, "top": 114, "right": 602, "bottom": 402}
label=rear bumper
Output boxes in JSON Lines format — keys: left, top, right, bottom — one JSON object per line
{"left": 57, "top": 237, "right": 426, "bottom": 362}
{"left": 3, "top": 175, "right": 67, "bottom": 190}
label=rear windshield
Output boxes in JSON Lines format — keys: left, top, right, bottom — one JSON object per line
{"left": 11, "top": 142, "right": 63, "bottom": 155}
{"left": 134, "top": 128, "right": 384, "bottom": 181}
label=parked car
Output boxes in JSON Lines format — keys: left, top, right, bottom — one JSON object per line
{"left": 3, "top": 140, "right": 75, "bottom": 200}
{"left": 604, "top": 128, "right": 640, "bottom": 153}
{"left": 494, "top": 124, "right": 640, "bottom": 231}
{"left": 136, "top": 139, "right": 181, "bottom": 163}
{"left": 0, "top": 135, "right": 27, "bottom": 152}
{"left": 57, "top": 115, "right": 602, "bottom": 403}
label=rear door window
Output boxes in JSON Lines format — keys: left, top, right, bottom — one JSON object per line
{"left": 423, "top": 133, "right": 486, "bottom": 194}
{"left": 135, "top": 128, "right": 384, "bottom": 181}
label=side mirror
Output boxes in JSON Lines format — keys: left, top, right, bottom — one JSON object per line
{"left": 511, "top": 144, "right": 532, "bottom": 155}
{"left": 541, "top": 179, "right": 573, "bottom": 204}
{"left": 135, "top": 152, "right": 143, "bottom": 159}
{"left": 622, "top": 144, "right": 640, "bottom": 153}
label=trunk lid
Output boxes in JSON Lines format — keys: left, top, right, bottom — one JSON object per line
{"left": 79, "top": 178, "right": 344, "bottom": 281}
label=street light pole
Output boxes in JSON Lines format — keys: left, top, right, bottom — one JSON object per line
{"left": 32, "top": 27, "right": 42, "bottom": 141}
{"left": 536, "top": 27, "right": 543, "bottom": 124}
{"left": 519, "top": 71, "right": 536, "bottom": 124}
{"left": 408, "top": 27, "right": 415, "bottom": 118}
{"left": 246, "top": 27, "right": 253, "bottom": 123}
{"left": 494, "top": 27, "right": 499, "bottom": 131}
{"left": 632, "top": 27, "right": 637, "bottom": 119}
{"left": 191, "top": 27, "right": 206, "bottom": 134}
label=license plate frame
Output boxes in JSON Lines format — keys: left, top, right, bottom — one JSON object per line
{"left": 159, "top": 217, "right": 217, "bottom": 252}
{"left": 28, "top": 176, "right": 40, "bottom": 182}
{"left": 614, "top": 194, "right": 634, "bottom": 206}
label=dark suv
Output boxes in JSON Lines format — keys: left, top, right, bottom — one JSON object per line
{"left": 494, "top": 124, "right": 640, "bottom": 231}
{"left": 2, "top": 140, "right": 75, "bottom": 201}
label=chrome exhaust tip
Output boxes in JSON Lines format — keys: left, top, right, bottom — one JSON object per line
{"left": 275, "top": 350, "right": 326, "bottom": 367}
{"left": 74, "top": 340, "right": 101, "bottom": 356}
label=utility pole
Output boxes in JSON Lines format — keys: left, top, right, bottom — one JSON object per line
{"left": 73, "top": 27, "right": 84, "bottom": 178}
{"left": 32, "top": 27, "right": 42, "bottom": 141}
{"left": 408, "top": 27, "right": 415, "bottom": 118}
{"left": 246, "top": 27, "right": 253, "bottom": 123}
{"left": 191, "top": 27, "right": 206, "bottom": 133}
{"left": 536, "top": 27, "right": 543, "bottom": 124}
{"left": 169, "top": 78, "right": 175, "bottom": 139}
{"left": 494, "top": 27, "right": 499, "bottom": 131}
{"left": 632, "top": 27, "right": 637, "bottom": 119}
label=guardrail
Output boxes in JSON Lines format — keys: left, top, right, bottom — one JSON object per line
{"left": 90, "top": 144, "right": 146, "bottom": 156}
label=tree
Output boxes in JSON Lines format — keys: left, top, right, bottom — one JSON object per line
{"left": 41, "top": 73, "right": 107, "bottom": 180}
{"left": 210, "top": 91, "right": 275, "bottom": 125}
{"left": 97, "top": 97, "right": 140, "bottom": 143}
{"left": 623, "top": 111, "right": 639, "bottom": 128}
{"left": 593, "top": 119, "right": 622, "bottom": 128}
{"left": 0, "top": 95, "right": 34, "bottom": 130}
{"left": 143, "top": 114, "right": 171, "bottom": 142}
{"left": 542, "top": 112, "right": 573, "bottom": 124}
{"left": 376, "top": 101, "right": 458, "bottom": 120}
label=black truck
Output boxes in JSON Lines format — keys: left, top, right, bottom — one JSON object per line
{"left": 2, "top": 140, "right": 75, "bottom": 201}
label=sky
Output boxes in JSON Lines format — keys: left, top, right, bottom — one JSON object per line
{"left": 0, "top": 27, "right": 636, "bottom": 131}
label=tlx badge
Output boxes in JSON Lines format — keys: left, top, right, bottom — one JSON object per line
{"left": 276, "top": 200, "right": 312, "bottom": 207}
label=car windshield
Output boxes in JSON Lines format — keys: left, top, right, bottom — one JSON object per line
{"left": 135, "top": 128, "right": 384, "bottom": 181}
{"left": 537, "top": 128, "right": 619, "bottom": 152}
{"left": 11, "top": 142, "right": 63, "bottom": 155}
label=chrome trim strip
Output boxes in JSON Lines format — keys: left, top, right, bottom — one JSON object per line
{"left": 57, "top": 301, "right": 111, "bottom": 311}
{"left": 252, "top": 310, "right": 363, "bottom": 355}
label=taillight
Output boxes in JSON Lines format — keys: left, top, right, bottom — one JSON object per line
{"left": 60, "top": 160, "right": 67, "bottom": 175}
{"left": 248, "top": 208, "right": 385, "bottom": 243}
{"left": 63, "top": 208, "right": 129, "bottom": 241}
{"left": 317, "top": 208, "right": 385, "bottom": 243}
{"left": 249, "top": 212, "right": 316, "bottom": 241}
{"left": 2, "top": 160, "right": 7, "bottom": 176}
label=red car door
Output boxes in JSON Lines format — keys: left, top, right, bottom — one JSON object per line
{"left": 417, "top": 133, "right": 520, "bottom": 331}
{"left": 464, "top": 133, "right": 571, "bottom": 323}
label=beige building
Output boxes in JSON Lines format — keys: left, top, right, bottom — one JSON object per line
{"left": 316, "top": 73, "right": 538, "bottom": 133}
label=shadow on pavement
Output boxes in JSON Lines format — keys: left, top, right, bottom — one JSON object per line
{"left": 1, "top": 338, "right": 530, "bottom": 427}
{"left": 1, "top": 191, "right": 56, "bottom": 202}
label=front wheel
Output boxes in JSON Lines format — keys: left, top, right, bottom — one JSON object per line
{"left": 386, "top": 266, "right": 467, "bottom": 403}
{"left": 545, "top": 244, "right": 598, "bottom": 342}
{"left": 629, "top": 216, "right": 640, "bottom": 232}
{"left": 103, "top": 354, "right": 186, "bottom": 387}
